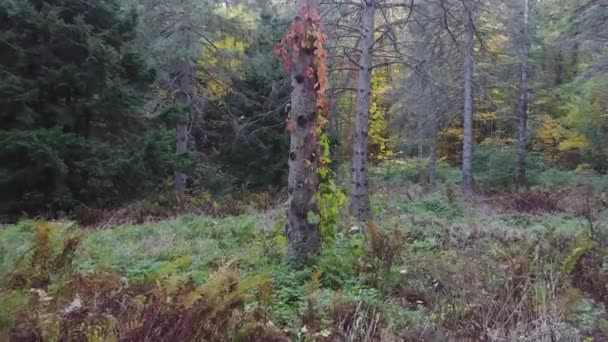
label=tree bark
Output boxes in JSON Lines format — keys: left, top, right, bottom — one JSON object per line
{"left": 515, "top": 0, "right": 530, "bottom": 187}
{"left": 174, "top": 119, "right": 188, "bottom": 193}
{"left": 416, "top": 111, "right": 424, "bottom": 159}
{"left": 349, "top": 0, "right": 374, "bottom": 222}
{"left": 173, "top": 58, "right": 194, "bottom": 194}
{"left": 462, "top": 0, "right": 475, "bottom": 197}
{"left": 285, "top": 0, "right": 322, "bottom": 267}
{"left": 428, "top": 113, "right": 439, "bottom": 186}
{"left": 170, "top": 12, "right": 197, "bottom": 194}
{"left": 328, "top": 96, "right": 339, "bottom": 142}
{"left": 555, "top": 46, "right": 563, "bottom": 86}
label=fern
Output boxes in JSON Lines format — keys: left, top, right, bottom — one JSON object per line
{"left": 560, "top": 239, "right": 594, "bottom": 278}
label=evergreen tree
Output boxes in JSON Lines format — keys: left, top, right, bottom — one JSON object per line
{"left": 0, "top": 0, "right": 154, "bottom": 216}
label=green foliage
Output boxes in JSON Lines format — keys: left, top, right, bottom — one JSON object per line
{"left": 0, "top": 290, "right": 30, "bottom": 333}
{"left": 536, "top": 168, "right": 576, "bottom": 190}
{"left": 560, "top": 238, "right": 593, "bottom": 278}
{"left": 473, "top": 144, "right": 544, "bottom": 190}
{"left": 368, "top": 67, "right": 395, "bottom": 160}
{"left": 370, "top": 158, "right": 451, "bottom": 185}
{"left": 1, "top": 187, "right": 608, "bottom": 338}
{"left": 569, "top": 298, "right": 608, "bottom": 333}
{"left": 5, "top": 222, "right": 80, "bottom": 290}
{"left": 270, "top": 269, "right": 308, "bottom": 326}
{"left": 314, "top": 237, "right": 361, "bottom": 289}
{"left": 207, "top": 12, "right": 292, "bottom": 190}
{"left": 317, "top": 180, "right": 346, "bottom": 245}
{"left": 0, "top": 128, "right": 191, "bottom": 218}
{"left": 0, "top": 0, "right": 160, "bottom": 217}
{"left": 390, "top": 194, "right": 465, "bottom": 219}
{"left": 536, "top": 168, "right": 608, "bottom": 193}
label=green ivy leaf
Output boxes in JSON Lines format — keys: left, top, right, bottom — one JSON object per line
{"left": 307, "top": 211, "right": 321, "bottom": 224}
{"left": 275, "top": 235, "right": 287, "bottom": 246}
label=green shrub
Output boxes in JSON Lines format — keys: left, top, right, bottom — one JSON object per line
{"left": 315, "top": 237, "right": 361, "bottom": 290}
{"left": 473, "top": 144, "right": 544, "bottom": 190}
{"left": 536, "top": 168, "right": 608, "bottom": 193}
{"left": 535, "top": 168, "right": 576, "bottom": 190}
{"left": 370, "top": 158, "right": 452, "bottom": 185}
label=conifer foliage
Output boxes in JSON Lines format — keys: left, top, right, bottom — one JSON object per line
{"left": 0, "top": 0, "right": 156, "bottom": 216}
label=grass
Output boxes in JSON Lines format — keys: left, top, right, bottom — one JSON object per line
{"left": 1, "top": 163, "right": 608, "bottom": 340}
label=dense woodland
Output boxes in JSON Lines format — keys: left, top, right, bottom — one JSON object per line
{"left": 1, "top": 0, "right": 608, "bottom": 340}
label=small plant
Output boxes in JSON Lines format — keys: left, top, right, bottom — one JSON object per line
{"left": 7, "top": 222, "right": 80, "bottom": 290}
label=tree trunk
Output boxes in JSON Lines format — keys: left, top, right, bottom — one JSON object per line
{"left": 416, "top": 111, "right": 424, "bottom": 159}
{"left": 328, "top": 96, "right": 339, "bottom": 164}
{"left": 173, "top": 61, "right": 193, "bottom": 194}
{"left": 328, "top": 96, "right": 339, "bottom": 142}
{"left": 170, "top": 13, "right": 197, "bottom": 194}
{"left": 174, "top": 119, "right": 188, "bottom": 193}
{"left": 515, "top": 0, "right": 530, "bottom": 187}
{"left": 428, "top": 113, "right": 439, "bottom": 186}
{"left": 462, "top": 0, "right": 475, "bottom": 197}
{"left": 408, "top": 15, "right": 430, "bottom": 161}
{"left": 349, "top": 0, "right": 374, "bottom": 222}
{"left": 285, "top": 0, "right": 322, "bottom": 267}
{"left": 555, "top": 46, "right": 563, "bottom": 86}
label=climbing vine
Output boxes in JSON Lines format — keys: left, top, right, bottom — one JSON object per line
{"left": 274, "top": 7, "right": 344, "bottom": 244}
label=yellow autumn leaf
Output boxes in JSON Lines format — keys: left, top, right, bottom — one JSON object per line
{"left": 558, "top": 133, "right": 589, "bottom": 151}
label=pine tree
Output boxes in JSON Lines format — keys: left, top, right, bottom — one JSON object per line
{"left": 0, "top": 0, "right": 154, "bottom": 215}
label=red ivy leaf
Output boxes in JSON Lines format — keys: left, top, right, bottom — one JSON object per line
{"left": 306, "top": 66, "right": 314, "bottom": 79}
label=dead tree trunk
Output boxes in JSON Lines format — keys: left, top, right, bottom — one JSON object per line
{"left": 173, "top": 60, "right": 195, "bottom": 194}
{"left": 416, "top": 112, "right": 424, "bottom": 159}
{"left": 515, "top": 0, "right": 530, "bottom": 187}
{"left": 285, "top": 0, "right": 323, "bottom": 267}
{"left": 428, "top": 113, "right": 439, "bottom": 186}
{"left": 174, "top": 118, "right": 188, "bottom": 193}
{"left": 349, "top": 0, "right": 374, "bottom": 222}
{"left": 462, "top": 0, "right": 475, "bottom": 197}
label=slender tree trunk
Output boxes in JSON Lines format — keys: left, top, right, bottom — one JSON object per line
{"left": 516, "top": 0, "right": 530, "bottom": 187}
{"left": 555, "top": 46, "right": 563, "bottom": 86}
{"left": 416, "top": 112, "right": 424, "bottom": 159}
{"left": 328, "top": 97, "right": 339, "bottom": 141}
{"left": 350, "top": 0, "right": 374, "bottom": 222}
{"left": 462, "top": 0, "right": 475, "bottom": 197}
{"left": 174, "top": 65, "right": 192, "bottom": 194}
{"left": 285, "top": 0, "right": 322, "bottom": 267}
{"left": 328, "top": 96, "right": 339, "bottom": 163}
{"left": 171, "top": 14, "right": 197, "bottom": 194}
{"left": 174, "top": 119, "right": 188, "bottom": 193}
{"left": 428, "top": 113, "right": 439, "bottom": 186}
{"left": 571, "top": 42, "right": 579, "bottom": 78}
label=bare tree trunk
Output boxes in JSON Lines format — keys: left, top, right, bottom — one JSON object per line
{"left": 174, "top": 119, "right": 188, "bottom": 193}
{"left": 408, "top": 14, "right": 430, "bottom": 161}
{"left": 350, "top": 0, "right": 374, "bottom": 222}
{"left": 328, "top": 96, "right": 339, "bottom": 163}
{"left": 515, "top": 0, "right": 530, "bottom": 187}
{"left": 173, "top": 61, "right": 195, "bottom": 194}
{"left": 555, "top": 46, "right": 563, "bottom": 86}
{"left": 428, "top": 113, "right": 439, "bottom": 186}
{"left": 328, "top": 97, "right": 339, "bottom": 141}
{"left": 285, "top": 0, "right": 322, "bottom": 267}
{"left": 416, "top": 112, "right": 424, "bottom": 159}
{"left": 462, "top": 0, "right": 475, "bottom": 197}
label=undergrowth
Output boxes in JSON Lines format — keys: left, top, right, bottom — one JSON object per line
{"left": 1, "top": 163, "right": 608, "bottom": 341}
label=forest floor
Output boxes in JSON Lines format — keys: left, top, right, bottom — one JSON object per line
{"left": 1, "top": 162, "right": 608, "bottom": 341}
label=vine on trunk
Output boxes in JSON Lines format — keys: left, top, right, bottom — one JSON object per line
{"left": 274, "top": 7, "right": 344, "bottom": 244}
